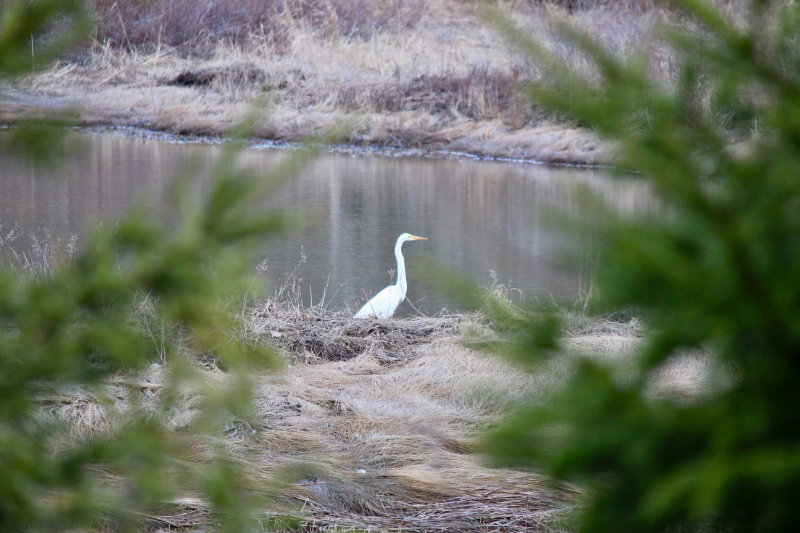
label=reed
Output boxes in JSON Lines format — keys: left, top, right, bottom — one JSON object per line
{"left": 0, "top": 224, "right": 77, "bottom": 278}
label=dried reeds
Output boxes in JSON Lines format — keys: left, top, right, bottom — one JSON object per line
{"left": 5, "top": 0, "right": 702, "bottom": 163}
{"left": 249, "top": 298, "right": 463, "bottom": 364}
{"left": 0, "top": 224, "right": 77, "bottom": 278}
{"left": 27, "top": 286, "right": 693, "bottom": 531}
{"left": 293, "top": 478, "right": 574, "bottom": 532}
{"left": 92, "top": 0, "right": 428, "bottom": 56}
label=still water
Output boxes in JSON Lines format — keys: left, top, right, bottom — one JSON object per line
{"left": 0, "top": 130, "right": 648, "bottom": 315}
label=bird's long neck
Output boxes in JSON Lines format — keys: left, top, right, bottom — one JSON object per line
{"left": 394, "top": 239, "right": 407, "bottom": 295}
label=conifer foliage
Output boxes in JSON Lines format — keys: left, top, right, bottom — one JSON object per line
{"left": 487, "top": 1, "right": 800, "bottom": 532}
{"left": 1, "top": 2, "right": 290, "bottom": 530}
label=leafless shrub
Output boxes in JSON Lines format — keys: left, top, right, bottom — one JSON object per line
{"left": 364, "top": 66, "right": 534, "bottom": 123}
{"left": 90, "top": 0, "right": 428, "bottom": 55}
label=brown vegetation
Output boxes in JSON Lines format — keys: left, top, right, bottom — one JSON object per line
{"left": 1, "top": 0, "right": 712, "bottom": 165}
{"left": 37, "top": 290, "right": 653, "bottom": 531}
{"left": 92, "top": 0, "right": 428, "bottom": 55}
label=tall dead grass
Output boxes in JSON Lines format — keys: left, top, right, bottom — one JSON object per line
{"left": 91, "top": 0, "right": 428, "bottom": 55}
{"left": 8, "top": 0, "right": 703, "bottom": 162}
{"left": 29, "top": 273, "right": 712, "bottom": 531}
{"left": 36, "top": 291, "right": 574, "bottom": 531}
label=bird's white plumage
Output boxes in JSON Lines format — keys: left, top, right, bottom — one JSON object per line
{"left": 354, "top": 233, "right": 427, "bottom": 319}
{"left": 354, "top": 284, "right": 403, "bottom": 320}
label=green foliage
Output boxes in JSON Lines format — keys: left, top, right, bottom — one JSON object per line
{"left": 0, "top": 0, "right": 90, "bottom": 160}
{"left": 0, "top": 2, "right": 303, "bottom": 530}
{"left": 0, "top": 0, "right": 90, "bottom": 76}
{"left": 0, "top": 142, "right": 297, "bottom": 530}
{"left": 485, "top": 1, "right": 800, "bottom": 532}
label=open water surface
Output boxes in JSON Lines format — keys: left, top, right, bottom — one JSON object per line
{"left": 0, "top": 130, "right": 649, "bottom": 315}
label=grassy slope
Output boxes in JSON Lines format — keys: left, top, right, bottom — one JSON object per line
{"left": 0, "top": 1, "right": 691, "bottom": 165}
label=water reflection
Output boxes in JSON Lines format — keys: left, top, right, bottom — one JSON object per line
{"left": 0, "top": 130, "right": 651, "bottom": 314}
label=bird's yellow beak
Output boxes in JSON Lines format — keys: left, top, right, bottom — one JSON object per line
{"left": 410, "top": 235, "right": 428, "bottom": 240}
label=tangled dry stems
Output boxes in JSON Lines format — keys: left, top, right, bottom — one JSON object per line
{"left": 30, "top": 291, "right": 717, "bottom": 532}
{"left": 33, "top": 294, "right": 576, "bottom": 532}
{"left": 0, "top": 223, "right": 77, "bottom": 278}
{"left": 293, "top": 478, "right": 574, "bottom": 532}
{"left": 249, "top": 298, "right": 463, "bottom": 365}
{"left": 92, "top": 0, "right": 429, "bottom": 56}
{"left": 13, "top": 251, "right": 703, "bottom": 532}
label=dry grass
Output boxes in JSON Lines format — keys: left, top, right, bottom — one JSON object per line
{"left": 218, "top": 302, "right": 580, "bottom": 531}
{"left": 33, "top": 285, "right": 719, "bottom": 531}
{"left": 33, "top": 296, "right": 624, "bottom": 531}
{"left": 91, "top": 0, "right": 430, "bottom": 56}
{"left": 3, "top": 0, "right": 717, "bottom": 164}
{"left": 3, "top": 1, "right": 755, "bottom": 163}
{"left": 0, "top": 223, "right": 77, "bottom": 278}
{"left": 249, "top": 299, "right": 462, "bottom": 365}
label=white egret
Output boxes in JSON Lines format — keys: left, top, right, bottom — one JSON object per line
{"left": 354, "top": 233, "right": 428, "bottom": 319}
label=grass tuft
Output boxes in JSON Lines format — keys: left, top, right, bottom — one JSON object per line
{"left": 0, "top": 224, "right": 77, "bottom": 278}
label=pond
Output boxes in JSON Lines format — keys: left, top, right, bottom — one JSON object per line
{"left": 0, "top": 129, "right": 648, "bottom": 315}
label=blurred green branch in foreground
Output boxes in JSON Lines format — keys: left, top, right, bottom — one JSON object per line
{"left": 484, "top": 1, "right": 800, "bottom": 532}
{"left": 1, "top": 2, "right": 303, "bottom": 530}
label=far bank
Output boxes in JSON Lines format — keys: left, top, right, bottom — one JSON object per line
{"left": 1, "top": 1, "right": 693, "bottom": 166}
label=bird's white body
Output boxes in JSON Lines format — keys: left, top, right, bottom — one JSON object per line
{"left": 354, "top": 233, "right": 427, "bottom": 319}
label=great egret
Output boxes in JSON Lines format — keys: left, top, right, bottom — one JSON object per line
{"left": 354, "top": 233, "right": 428, "bottom": 319}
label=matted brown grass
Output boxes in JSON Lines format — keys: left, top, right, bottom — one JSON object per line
{"left": 35, "top": 292, "right": 670, "bottom": 531}
{"left": 35, "top": 279, "right": 720, "bottom": 532}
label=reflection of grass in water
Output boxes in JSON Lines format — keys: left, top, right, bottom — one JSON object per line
{"left": 0, "top": 224, "right": 77, "bottom": 278}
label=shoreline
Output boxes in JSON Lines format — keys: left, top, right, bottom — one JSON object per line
{"left": 4, "top": 1, "right": 718, "bottom": 169}
{"left": 93, "top": 123, "right": 615, "bottom": 169}
{"left": 1, "top": 88, "right": 613, "bottom": 167}
{"left": 0, "top": 1, "right": 650, "bottom": 168}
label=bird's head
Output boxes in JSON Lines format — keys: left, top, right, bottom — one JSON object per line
{"left": 399, "top": 233, "right": 428, "bottom": 243}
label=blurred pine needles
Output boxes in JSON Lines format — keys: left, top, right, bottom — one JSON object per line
{"left": 484, "top": 1, "right": 800, "bottom": 532}
{"left": 0, "top": 2, "right": 304, "bottom": 530}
